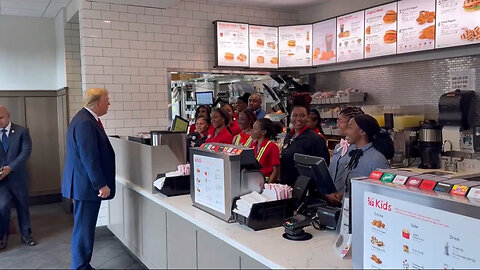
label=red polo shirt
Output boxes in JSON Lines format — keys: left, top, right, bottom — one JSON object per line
{"left": 205, "top": 126, "right": 233, "bottom": 144}
{"left": 233, "top": 131, "right": 253, "bottom": 147}
{"left": 252, "top": 139, "right": 280, "bottom": 178}
{"left": 229, "top": 120, "right": 241, "bottom": 136}
{"left": 188, "top": 123, "right": 195, "bottom": 133}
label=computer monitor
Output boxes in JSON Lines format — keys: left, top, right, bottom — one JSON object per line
{"left": 195, "top": 91, "right": 214, "bottom": 105}
{"left": 170, "top": 115, "right": 189, "bottom": 132}
{"left": 294, "top": 153, "right": 336, "bottom": 196}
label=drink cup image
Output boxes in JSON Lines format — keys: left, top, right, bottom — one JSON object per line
{"left": 325, "top": 33, "right": 333, "bottom": 51}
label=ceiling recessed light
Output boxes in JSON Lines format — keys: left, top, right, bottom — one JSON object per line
{"left": 104, "top": 20, "right": 111, "bottom": 23}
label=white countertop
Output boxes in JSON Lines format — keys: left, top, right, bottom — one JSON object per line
{"left": 117, "top": 177, "right": 353, "bottom": 269}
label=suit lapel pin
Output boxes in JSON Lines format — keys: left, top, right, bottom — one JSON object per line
{"left": 11, "top": 130, "right": 14, "bottom": 134}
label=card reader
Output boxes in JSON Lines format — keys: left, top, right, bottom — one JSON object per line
{"left": 282, "top": 214, "right": 313, "bottom": 241}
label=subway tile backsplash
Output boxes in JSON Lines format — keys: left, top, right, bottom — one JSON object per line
{"left": 314, "top": 55, "right": 480, "bottom": 159}
{"left": 313, "top": 55, "right": 480, "bottom": 122}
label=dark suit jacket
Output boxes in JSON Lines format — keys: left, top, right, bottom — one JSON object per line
{"left": 62, "top": 108, "right": 115, "bottom": 201}
{"left": 0, "top": 123, "right": 32, "bottom": 186}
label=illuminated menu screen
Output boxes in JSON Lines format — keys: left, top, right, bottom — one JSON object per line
{"left": 336, "top": 11, "right": 365, "bottom": 62}
{"left": 216, "top": 22, "right": 249, "bottom": 67}
{"left": 278, "top": 24, "right": 313, "bottom": 68}
{"left": 312, "top": 18, "right": 337, "bottom": 65}
{"left": 249, "top": 25, "right": 279, "bottom": 68}
{"left": 397, "top": 0, "right": 436, "bottom": 54}
{"left": 436, "top": 0, "right": 480, "bottom": 49}
{"left": 364, "top": 2, "right": 398, "bottom": 58}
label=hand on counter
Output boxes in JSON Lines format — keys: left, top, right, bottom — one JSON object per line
{"left": 325, "top": 192, "right": 343, "bottom": 207}
{"left": 98, "top": 185, "right": 111, "bottom": 198}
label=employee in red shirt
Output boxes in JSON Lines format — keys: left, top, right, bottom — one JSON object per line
{"left": 222, "top": 103, "right": 241, "bottom": 136}
{"left": 188, "top": 105, "right": 211, "bottom": 133}
{"left": 233, "top": 93, "right": 251, "bottom": 120}
{"left": 206, "top": 108, "right": 234, "bottom": 144}
{"left": 251, "top": 118, "right": 281, "bottom": 183}
{"left": 306, "top": 109, "right": 326, "bottom": 141}
{"left": 232, "top": 109, "right": 256, "bottom": 147}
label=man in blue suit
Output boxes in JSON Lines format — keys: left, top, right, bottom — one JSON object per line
{"left": 0, "top": 106, "right": 36, "bottom": 249}
{"left": 62, "top": 88, "right": 115, "bottom": 270}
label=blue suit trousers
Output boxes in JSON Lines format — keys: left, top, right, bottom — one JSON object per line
{"left": 71, "top": 200, "right": 101, "bottom": 270}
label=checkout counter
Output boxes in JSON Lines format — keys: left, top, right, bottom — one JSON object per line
{"left": 106, "top": 125, "right": 480, "bottom": 269}
{"left": 107, "top": 135, "right": 352, "bottom": 269}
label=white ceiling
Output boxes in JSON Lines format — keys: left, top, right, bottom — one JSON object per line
{"left": 0, "top": 0, "right": 71, "bottom": 18}
{"left": 0, "top": 0, "right": 327, "bottom": 19}
{"left": 221, "top": 0, "right": 328, "bottom": 8}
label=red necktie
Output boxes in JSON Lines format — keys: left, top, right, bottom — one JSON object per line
{"left": 97, "top": 118, "right": 104, "bottom": 129}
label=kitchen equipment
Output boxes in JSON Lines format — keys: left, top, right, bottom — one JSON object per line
{"left": 392, "top": 128, "right": 419, "bottom": 167}
{"left": 438, "top": 89, "right": 475, "bottom": 130}
{"left": 418, "top": 120, "right": 442, "bottom": 169}
{"left": 474, "top": 125, "right": 480, "bottom": 153}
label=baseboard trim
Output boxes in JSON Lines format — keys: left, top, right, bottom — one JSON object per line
{"left": 29, "top": 193, "right": 63, "bottom": 206}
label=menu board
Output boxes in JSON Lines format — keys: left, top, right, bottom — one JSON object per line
{"left": 249, "top": 25, "right": 278, "bottom": 68}
{"left": 278, "top": 24, "right": 313, "bottom": 68}
{"left": 397, "top": 0, "right": 436, "bottom": 54}
{"left": 216, "top": 22, "right": 249, "bottom": 67}
{"left": 312, "top": 19, "right": 337, "bottom": 65}
{"left": 364, "top": 3, "right": 398, "bottom": 58}
{"left": 336, "top": 11, "right": 365, "bottom": 62}
{"left": 363, "top": 192, "right": 480, "bottom": 269}
{"left": 436, "top": 0, "right": 480, "bottom": 49}
{"left": 193, "top": 154, "right": 225, "bottom": 214}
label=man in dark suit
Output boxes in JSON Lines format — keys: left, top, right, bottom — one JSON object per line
{"left": 0, "top": 106, "right": 36, "bottom": 250}
{"left": 62, "top": 88, "right": 115, "bottom": 270}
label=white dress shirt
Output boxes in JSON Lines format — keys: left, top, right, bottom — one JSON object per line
{"left": 1, "top": 122, "right": 12, "bottom": 141}
{"left": 85, "top": 107, "right": 99, "bottom": 122}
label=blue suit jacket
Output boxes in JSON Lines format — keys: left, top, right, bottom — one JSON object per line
{"left": 0, "top": 123, "right": 32, "bottom": 186}
{"left": 62, "top": 108, "right": 115, "bottom": 201}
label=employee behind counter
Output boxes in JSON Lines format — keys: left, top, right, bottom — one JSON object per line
{"left": 186, "top": 94, "right": 394, "bottom": 202}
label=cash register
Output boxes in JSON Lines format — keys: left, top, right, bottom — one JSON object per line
{"left": 190, "top": 143, "right": 264, "bottom": 222}
{"left": 283, "top": 153, "right": 340, "bottom": 241}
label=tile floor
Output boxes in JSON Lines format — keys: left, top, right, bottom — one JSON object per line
{"left": 0, "top": 203, "right": 145, "bottom": 269}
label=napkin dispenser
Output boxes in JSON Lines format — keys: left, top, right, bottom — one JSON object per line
{"left": 438, "top": 89, "right": 474, "bottom": 130}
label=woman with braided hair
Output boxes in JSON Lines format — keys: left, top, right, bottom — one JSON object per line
{"left": 325, "top": 107, "right": 365, "bottom": 205}
{"left": 279, "top": 93, "right": 330, "bottom": 187}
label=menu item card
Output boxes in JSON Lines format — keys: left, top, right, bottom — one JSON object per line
{"left": 216, "top": 22, "right": 249, "bottom": 67}
{"left": 397, "top": 0, "right": 436, "bottom": 54}
{"left": 364, "top": 192, "right": 480, "bottom": 269}
{"left": 193, "top": 154, "right": 226, "bottom": 214}
{"left": 337, "top": 11, "right": 365, "bottom": 62}
{"left": 436, "top": 0, "right": 480, "bottom": 48}
{"left": 278, "top": 24, "right": 313, "bottom": 68}
{"left": 249, "top": 25, "right": 279, "bottom": 68}
{"left": 312, "top": 18, "right": 337, "bottom": 65}
{"left": 365, "top": 2, "right": 398, "bottom": 58}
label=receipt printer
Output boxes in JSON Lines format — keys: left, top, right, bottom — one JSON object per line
{"left": 316, "top": 205, "right": 341, "bottom": 230}
{"left": 438, "top": 89, "right": 475, "bottom": 130}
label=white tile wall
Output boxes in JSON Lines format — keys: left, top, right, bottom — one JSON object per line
{"left": 78, "top": 0, "right": 298, "bottom": 136}
{"left": 65, "top": 22, "right": 83, "bottom": 121}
